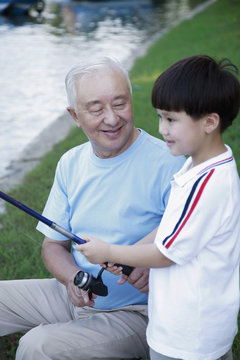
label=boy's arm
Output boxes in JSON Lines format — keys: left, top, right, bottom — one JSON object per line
{"left": 110, "top": 243, "right": 174, "bottom": 268}
{"left": 137, "top": 226, "right": 159, "bottom": 244}
{"left": 104, "top": 227, "right": 159, "bottom": 272}
{"left": 77, "top": 235, "right": 174, "bottom": 268}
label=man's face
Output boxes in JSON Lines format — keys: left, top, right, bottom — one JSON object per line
{"left": 69, "top": 70, "right": 137, "bottom": 158}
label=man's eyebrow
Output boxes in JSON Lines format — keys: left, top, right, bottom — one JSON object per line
{"left": 113, "top": 95, "right": 128, "bottom": 101}
{"left": 85, "top": 100, "right": 102, "bottom": 108}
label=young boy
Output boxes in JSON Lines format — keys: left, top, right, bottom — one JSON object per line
{"left": 77, "top": 55, "right": 240, "bottom": 360}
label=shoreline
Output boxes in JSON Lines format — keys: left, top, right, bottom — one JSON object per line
{"left": 0, "top": 111, "right": 75, "bottom": 194}
{"left": 0, "top": 111, "right": 75, "bottom": 214}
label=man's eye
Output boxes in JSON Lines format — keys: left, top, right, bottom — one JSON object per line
{"left": 90, "top": 108, "right": 102, "bottom": 114}
{"left": 114, "top": 103, "right": 125, "bottom": 109}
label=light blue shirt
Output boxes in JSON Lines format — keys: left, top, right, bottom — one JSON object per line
{"left": 37, "top": 129, "right": 185, "bottom": 309}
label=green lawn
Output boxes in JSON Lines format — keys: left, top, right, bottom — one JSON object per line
{"left": 1, "top": 0, "right": 240, "bottom": 358}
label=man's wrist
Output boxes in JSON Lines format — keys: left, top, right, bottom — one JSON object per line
{"left": 62, "top": 267, "right": 82, "bottom": 286}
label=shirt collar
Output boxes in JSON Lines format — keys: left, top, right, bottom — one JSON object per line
{"left": 173, "top": 145, "right": 233, "bottom": 187}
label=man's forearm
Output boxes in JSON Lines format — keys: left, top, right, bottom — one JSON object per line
{"left": 42, "top": 237, "right": 80, "bottom": 285}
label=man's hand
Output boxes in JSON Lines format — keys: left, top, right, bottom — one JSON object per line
{"left": 118, "top": 267, "right": 149, "bottom": 294}
{"left": 42, "top": 237, "right": 97, "bottom": 306}
{"left": 103, "top": 264, "right": 149, "bottom": 294}
{"left": 66, "top": 276, "right": 97, "bottom": 307}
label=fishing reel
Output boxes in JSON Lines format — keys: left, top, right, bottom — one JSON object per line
{"left": 74, "top": 264, "right": 133, "bottom": 299}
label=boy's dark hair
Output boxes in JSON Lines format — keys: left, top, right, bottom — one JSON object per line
{"left": 151, "top": 55, "right": 240, "bottom": 132}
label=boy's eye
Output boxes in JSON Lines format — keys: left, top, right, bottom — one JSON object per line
{"left": 167, "top": 117, "right": 174, "bottom": 123}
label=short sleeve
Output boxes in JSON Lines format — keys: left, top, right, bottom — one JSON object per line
{"left": 155, "top": 169, "right": 232, "bottom": 265}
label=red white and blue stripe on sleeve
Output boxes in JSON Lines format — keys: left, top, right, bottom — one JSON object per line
{"left": 162, "top": 156, "right": 233, "bottom": 249}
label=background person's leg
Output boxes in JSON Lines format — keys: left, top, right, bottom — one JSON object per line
{"left": 150, "top": 347, "right": 233, "bottom": 360}
{"left": 219, "top": 349, "right": 233, "bottom": 360}
{"left": 150, "top": 348, "right": 181, "bottom": 360}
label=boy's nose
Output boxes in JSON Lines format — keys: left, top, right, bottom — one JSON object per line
{"left": 159, "top": 119, "right": 168, "bottom": 136}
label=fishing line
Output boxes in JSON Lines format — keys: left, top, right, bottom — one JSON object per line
{"left": 0, "top": 215, "right": 42, "bottom": 247}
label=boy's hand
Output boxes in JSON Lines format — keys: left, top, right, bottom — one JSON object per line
{"left": 76, "top": 236, "right": 110, "bottom": 264}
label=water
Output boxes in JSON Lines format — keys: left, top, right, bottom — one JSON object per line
{"left": 0, "top": 0, "right": 209, "bottom": 181}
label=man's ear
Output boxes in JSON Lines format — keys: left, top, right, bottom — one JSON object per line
{"left": 204, "top": 113, "right": 220, "bottom": 134}
{"left": 67, "top": 107, "right": 81, "bottom": 128}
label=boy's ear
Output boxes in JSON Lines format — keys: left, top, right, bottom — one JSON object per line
{"left": 67, "top": 107, "right": 81, "bottom": 128}
{"left": 204, "top": 113, "right": 220, "bottom": 134}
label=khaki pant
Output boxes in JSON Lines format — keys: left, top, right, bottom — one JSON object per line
{"left": 0, "top": 279, "right": 148, "bottom": 360}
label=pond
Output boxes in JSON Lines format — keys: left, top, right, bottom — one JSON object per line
{"left": 0, "top": 0, "right": 208, "bottom": 180}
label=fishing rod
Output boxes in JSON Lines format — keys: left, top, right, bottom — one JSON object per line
{"left": 0, "top": 190, "right": 133, "bottom": 298}
{"left": 0, "top": 190, "right": 85, "bottom": 244}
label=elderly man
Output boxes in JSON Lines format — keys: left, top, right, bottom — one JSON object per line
{"left": 0, "top": 57, "right": 185, "bottom": 360}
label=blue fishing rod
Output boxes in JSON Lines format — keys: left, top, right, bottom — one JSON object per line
{"left": 0, "top": 190, "right": 85, "bottom": 244}
{"left": 0, "top": 190, "right": 133, "bottom": 298}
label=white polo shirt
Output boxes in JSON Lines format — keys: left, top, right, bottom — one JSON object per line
{"left": 147, "top": 145, "right": 240, "bottom": 360}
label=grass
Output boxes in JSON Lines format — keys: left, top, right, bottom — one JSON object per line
{"left": 0, "top": 0, "right": 240, "bottom": 358}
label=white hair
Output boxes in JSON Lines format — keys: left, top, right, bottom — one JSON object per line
{"left": 65, "top": 56, "right": 132, "bottom": 110}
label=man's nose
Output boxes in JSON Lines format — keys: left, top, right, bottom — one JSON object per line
{"left": 104, "top": 106, "right": 119, "bottom": 126}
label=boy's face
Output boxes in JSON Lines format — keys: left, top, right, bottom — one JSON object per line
{"left": 157, "top": 109, "right": 207, "bottom": 164}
